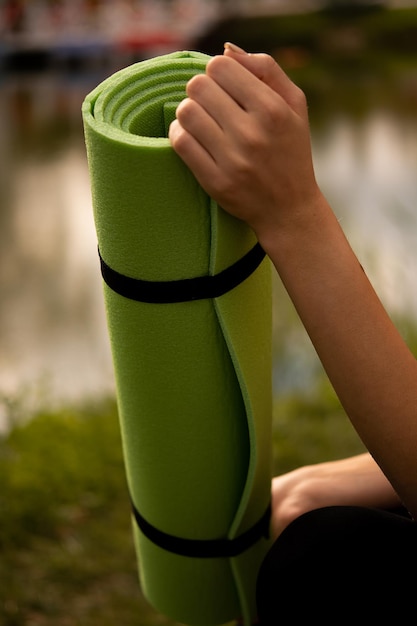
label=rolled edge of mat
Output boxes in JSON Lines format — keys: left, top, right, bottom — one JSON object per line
{"left": 82, "top": 50, "right": 210, "bottom": 148}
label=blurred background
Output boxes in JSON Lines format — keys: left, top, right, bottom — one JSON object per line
{"left": 2, "top": 1, "right": 417, "bottom": 624}
{"left": 2, "top": 0, "right": 417, "bottom": 418}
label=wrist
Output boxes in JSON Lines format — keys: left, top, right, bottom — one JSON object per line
{"left": 254, "top": 187, "right": 329, "bottom": 261}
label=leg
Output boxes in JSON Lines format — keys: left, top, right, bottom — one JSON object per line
{"left": 256, "top": 505, "right": 417, "bottom": 624}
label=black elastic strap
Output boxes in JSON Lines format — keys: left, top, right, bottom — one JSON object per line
{"left": 99, "top": 242, "right": 265, "bottom": 303}
{"left": 131, "top": 501, "right": 271, "bottom": 558}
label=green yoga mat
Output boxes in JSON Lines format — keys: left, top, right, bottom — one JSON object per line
{"left": 82, "top": 51, "right": 273, "bottom": 626}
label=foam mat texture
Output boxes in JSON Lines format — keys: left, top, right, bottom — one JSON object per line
{"left": 82, "top": 50, "right": 273, "bottom": 626}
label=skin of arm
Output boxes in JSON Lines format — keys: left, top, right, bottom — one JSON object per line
{"left": 169, "top": 43, "right": 417, "bottom": 521}
{"left": 269, "top": 452, "right": 402, "bottom": 539}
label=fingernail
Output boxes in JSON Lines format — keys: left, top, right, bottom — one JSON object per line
{"left": 224, "top": 42, "right": 247, "bottom": 54}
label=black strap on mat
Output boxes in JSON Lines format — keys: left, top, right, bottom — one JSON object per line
{"left": 131, "top": 500, "right": 271, "bottom": 558}
{"left": 98, "top": 242, "right": 266, "bottom": 304}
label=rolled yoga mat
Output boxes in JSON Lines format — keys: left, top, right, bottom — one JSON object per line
{"left": 82, "top": 51, "right": 273, "bottom": 626}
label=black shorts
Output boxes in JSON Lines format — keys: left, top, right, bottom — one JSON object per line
{"left": 256, "top": 505, "right": 417, "bottom": 624}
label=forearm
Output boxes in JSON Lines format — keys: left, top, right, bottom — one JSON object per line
{"left": 271, "top": 452, "right": 402, "bottom": 538}
{"left": 262, "top": 192, "right": 417, "bottom": 518}
{"left": 320, "top": 453, "right": 402, "bottom": 508}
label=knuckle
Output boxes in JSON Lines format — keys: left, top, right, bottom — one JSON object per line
{"left": 170, "top": 128, "right": 187, "bottom": 152}
{"left": 243, "top": 129, "right": 263, "bottom": 153}
{"left": 239, "top": 121, "right": 269, "bottom": 154}
{"left": 224, "top": 154, "right": 252, "bottom": 192}
{"left": 257, "top": 53, "right": 281, "bottom": 84}
{"left": 169, "top": 123, "right": 191, "bottom": 154}
{"left": 212, "top": 167, "right": 241, "bottom": 204}
{"left": 213, "top": 171, "right": 233, "bottom": 197}
{"left": 206, "top": 54, "right": 229, "bottom": 77}
{"left": 277, "top": 498, "right": 308, "bottom": 530}
{"left": 186, "top": 72, "right": 207, "bottom": 97}
{"left": 292, "top": 84, "right": 307, "bottom": 109}
{"left": 259, "top": 52, "right": 276, "bottom": 70}
{"left": 260, "top": 96, "right": 282, "bottom": 126}
{"left": 175, "top": 98, "right": 196, "bottom": 124}
{"left": 278, "top": 506, "right": 301, "bottom": 531}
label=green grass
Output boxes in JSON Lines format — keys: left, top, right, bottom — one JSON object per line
{"left": 0, "top": 374, "right": 366, "bottom": 626}
{"left": 0, "top": 400, "right": 182, "bottom": 626}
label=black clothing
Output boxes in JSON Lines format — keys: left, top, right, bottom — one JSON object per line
{"left": 257, "top": 505, "right": 417, "bottom": 624}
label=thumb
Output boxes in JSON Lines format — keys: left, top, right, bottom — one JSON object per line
{"left": 223, "top": 42, "right": 305, "bottom": 115}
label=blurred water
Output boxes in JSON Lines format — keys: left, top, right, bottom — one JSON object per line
{"left": 0, "top": 69, "right": 115, "bottom": 414}
{"left": 273, "top": 105, "right": 417, "bottom": 393}
{"left": 315, "top": 111, "right": 417, "bottom": 316}
{"left": 1, "top": 63, "right": 417, "bottom": 416}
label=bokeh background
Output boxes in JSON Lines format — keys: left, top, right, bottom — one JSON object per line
{"left": 2, "top": 1, "right": 417, "bottom": 624}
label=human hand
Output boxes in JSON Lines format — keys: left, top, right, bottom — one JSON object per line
{"left": 270, "top": 454, "right": 401, "bottom": 539}
{"left": 169, "top": 43, "right": 321, "bottom": 252}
